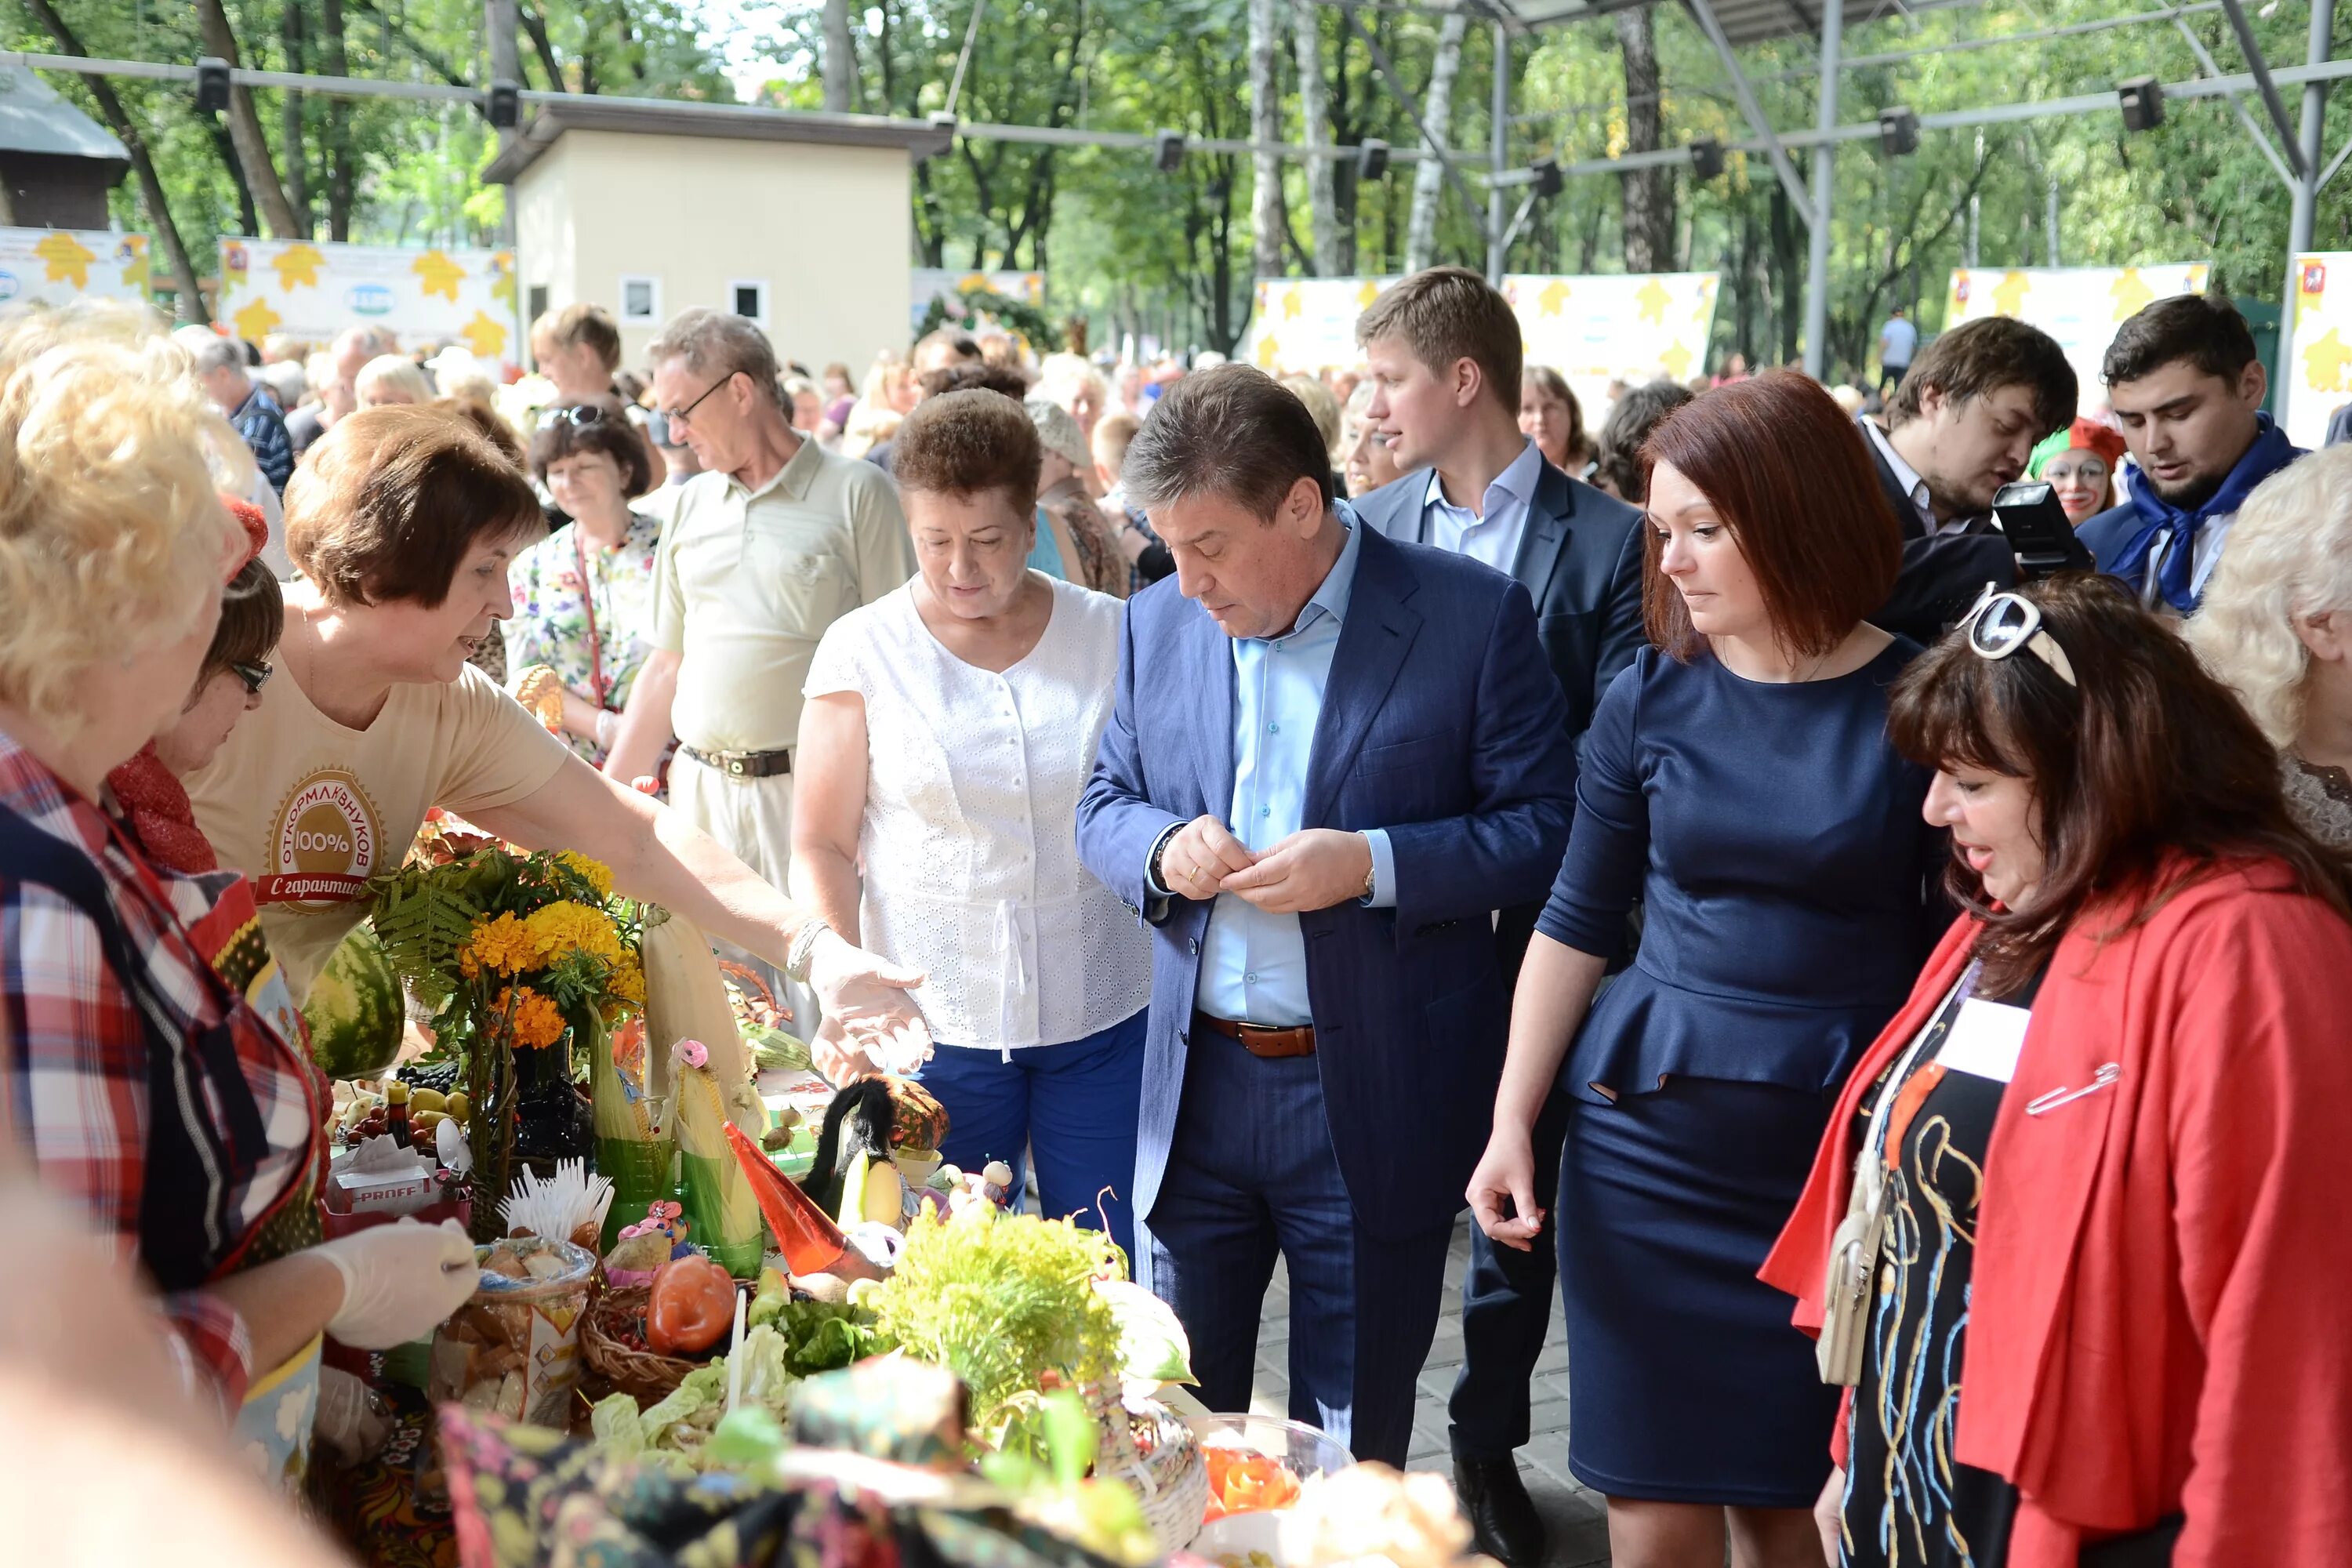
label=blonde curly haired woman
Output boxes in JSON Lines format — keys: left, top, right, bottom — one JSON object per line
{"left": 2187, "top": 444, "right": 2352, "bottom": 848}
{"left": 0, "top": 303, "right": 483, "bottom": 1469}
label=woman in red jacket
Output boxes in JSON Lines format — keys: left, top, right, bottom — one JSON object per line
{"left": 1761, "top": 573, "right": 2352, "bottom": 1568}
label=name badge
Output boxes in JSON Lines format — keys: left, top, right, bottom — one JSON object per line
{"left": 1937, "top": 997, "right": 2032, "bottom": 1083}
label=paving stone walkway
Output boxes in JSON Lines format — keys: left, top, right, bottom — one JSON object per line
{"left": 1247, "top": 1218, "right": 1612, "bottom": 1566}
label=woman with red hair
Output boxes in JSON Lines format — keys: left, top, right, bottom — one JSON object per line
{"left": 1764, "top": 575, "right": 2352, "bottom": 1567}
{"left": 1468, "top": 372, "right": 1946, "bottom": 1567}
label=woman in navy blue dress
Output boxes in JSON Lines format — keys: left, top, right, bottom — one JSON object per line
{"left": 1468, "top": 372, "right": 1945, "bottom": 1568}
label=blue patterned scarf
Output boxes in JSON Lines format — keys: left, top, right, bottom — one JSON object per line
{"left": 2109, "top": 413, "right": 2301, "bottom": 613}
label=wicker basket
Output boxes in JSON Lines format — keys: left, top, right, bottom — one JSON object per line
{"left": 580, "top": 1286, "right": 700, "bottom": 1404}
{"left": 1104, "top": 1390, "right": 1209, "bottom": 1553}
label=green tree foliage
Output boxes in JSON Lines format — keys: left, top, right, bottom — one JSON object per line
{"left": 15, "top": 0, "right": 2345, "bottom": 362}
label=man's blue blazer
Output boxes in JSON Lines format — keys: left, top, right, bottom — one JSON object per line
{"left": 1076, "top": 524, "right": 1576, "bottom": 1243}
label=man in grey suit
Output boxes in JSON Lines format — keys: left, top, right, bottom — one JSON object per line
{"left": 1347, "top": 267, "right": 1643, "bottom": 1566}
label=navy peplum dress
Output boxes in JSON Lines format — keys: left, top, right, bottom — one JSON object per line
{"left": 1537, "top": 638, "right": 1942, "bottom": 1507}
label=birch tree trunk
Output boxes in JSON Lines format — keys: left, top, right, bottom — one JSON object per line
{"left": 822, "top": 0, "right": 858, "bottom": 113}
{"left": 1293, "top": 0, "right": 1338, "bottom": 276}
{"left": 1615, "top": 5, "right": 1673, "bottom": 271}
{"left": 1404, "top": 9, "right": 1465, "bottom": 274}
{"left": 195, "top": 0, "right": 303, "bottom": 238}
{"left": 1249, "top": 0, "right": 1286, "bottom": 282}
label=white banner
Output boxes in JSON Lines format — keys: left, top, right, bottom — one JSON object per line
{"left": 216, "top": 238, "right": 521, "bottom": 365}
{"left": 1944, "top": 264, "right": 2209, "bottom": 416}
{"left": 1243, "top": 273, "right": 1719, "bottom": 412}
{"left": 1505, "top": 272, "right": 1721, "bottom": 414}
{"left": 1245, "top": 277, "right": 1399, "bottom": 373}
{"left": 0, "top": 227, "right": 148, "bottom": 309}
{"left": 2282, "top": 252, "right": 2352, "bottom": 448}
{"left": 911, "top": 268, "right": 1045, "bottom": 331}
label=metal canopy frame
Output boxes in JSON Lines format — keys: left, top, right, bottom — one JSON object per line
{"left": 9, "top": 0, "right": 2344, "bottom": 399}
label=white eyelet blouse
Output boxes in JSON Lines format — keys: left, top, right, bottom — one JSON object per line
{"left": 803, "top": 573, "right": 1152, "bottom": 1051}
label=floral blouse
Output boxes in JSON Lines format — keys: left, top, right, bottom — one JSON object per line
{"left": 505, "top": 512, "right": 663, "bottom": 764}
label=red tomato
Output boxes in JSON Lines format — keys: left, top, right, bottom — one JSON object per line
{"left": 644, "top": 1254, "right": 736, "bottom": 1356}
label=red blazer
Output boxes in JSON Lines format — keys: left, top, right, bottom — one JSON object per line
{"left": 1761, "top": 858, "right": 2352, "bottom": 1568}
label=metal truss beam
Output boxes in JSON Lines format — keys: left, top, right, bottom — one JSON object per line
{"left": 1333, "top": 5, "right": 1495, "bottom": 223}
{"left": 2173, "top": 16, "right": 2297, "bottom": 187}
{"left": 1684, "top": 0, "right": 1816, "bottom": 220}
{"left": 2214, "top": 0, "right": 2309, "bottom": 176}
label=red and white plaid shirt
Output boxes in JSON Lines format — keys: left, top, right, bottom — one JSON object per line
{"left": 1, "top": 731, "right": 320, "bottom": 1408}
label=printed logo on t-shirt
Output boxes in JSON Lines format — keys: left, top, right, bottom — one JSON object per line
{"left": 257, "top": 768, "right": 383, "bottom": 907}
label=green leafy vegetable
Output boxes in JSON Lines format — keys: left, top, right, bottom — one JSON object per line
{"left": 868, "top": 1207, "right": 1124, "bottom": 1428}
{"left": 1095, "top": 1277, "right": 1196, "bottom": 1391}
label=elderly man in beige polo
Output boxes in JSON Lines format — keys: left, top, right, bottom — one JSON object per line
{"left": 607, "top": 308, "right": 914, "bottom": 1044}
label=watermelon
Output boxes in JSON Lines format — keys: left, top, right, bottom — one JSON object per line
{"left": 303, "top": 924, "right": 406, "bottom": 1080}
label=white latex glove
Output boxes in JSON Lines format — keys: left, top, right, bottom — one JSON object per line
{"left": 313, "top": 1366, "right": 390, "bottom": 1466}
{"left": 807, "top": 929, "right": 933, "bottom": 1073}
{"left": 311, "top": 1218, "right": 481, "bottom": 1349}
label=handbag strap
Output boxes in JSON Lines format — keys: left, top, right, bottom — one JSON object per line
{"left": 1849, "top": 960, "right": 1981, "bottom": 1210}
{"left": 573, "top": 525, "right": 609, "bottom": 708}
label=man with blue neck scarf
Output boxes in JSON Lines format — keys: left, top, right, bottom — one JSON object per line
{"left": 2081, "top": 295, "right": 2303, "bottom": 615}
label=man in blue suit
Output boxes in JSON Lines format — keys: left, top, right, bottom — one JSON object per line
{"left": 1076, "top": 366, "right": 1574, "bottom": 1467}
{"left": 1345, "top": 266, "right": 1639, "bottom": 1562}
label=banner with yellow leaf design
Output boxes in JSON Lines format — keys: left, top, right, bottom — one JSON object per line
{"left": 1243, "top": 277, "right": 1401, "bottom": 373}
{"left": 1243, "top": 273, "right": 1719, "bottom": 413}
{"left": 1944, "top": 264, "right": 2208, "bottom": 417}
{"left": 1504, "top": 272, "right": 1720, "bottom": 413}
{"left": 0, "top": 227, "right": 149, "bottom": 309}
{"left": 2283, "top": 253, "right": 2352, "bottom": 448}
{"left": 215, "top": 238, "right": 520, "bottom": 365}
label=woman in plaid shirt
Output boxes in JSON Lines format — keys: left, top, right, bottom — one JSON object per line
{"left": 0, "top": 307, "right": 481, "bottom": 1414}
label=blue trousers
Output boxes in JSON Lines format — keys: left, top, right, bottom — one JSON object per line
{"left": 1139, "top": 1031, "right": 1453, "bottom": 1467}
{"left": 916, "top": 1009, "right": 1147, "bottom": 1260}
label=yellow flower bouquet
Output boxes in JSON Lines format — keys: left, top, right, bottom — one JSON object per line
{"left": 369, "top": 847, "right": 648, "bottom": 1240}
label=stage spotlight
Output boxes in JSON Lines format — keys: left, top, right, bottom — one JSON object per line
{"left": 1878, "top": 106, "right": 1919, "bottom": 157}
{"left": 2118, "top": 76, "right": 2165, "bottom": 132}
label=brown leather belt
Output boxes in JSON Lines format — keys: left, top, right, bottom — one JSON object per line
{"left": 678, "top": 743, "right": 793, "bottom": 779}
{"left": 1193, "top": 1011, "right": 1316, "bottom": 1058}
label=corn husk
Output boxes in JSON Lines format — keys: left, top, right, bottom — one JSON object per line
{"left": 674, "top": 1051, "right": 764, "bottom": 1278}
{"left": 588, "top": 1013, "right": 673, "bottom": 1250}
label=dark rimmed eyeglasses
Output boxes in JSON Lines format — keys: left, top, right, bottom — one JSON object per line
{"left": 659, "top": 372, "right": 740, "bottom": 431}
{"left": 1958, "top": 583, "right": 2076, "bottom": 687}
{"left": 230, "top": 659, "right": 273, "bottom": 696}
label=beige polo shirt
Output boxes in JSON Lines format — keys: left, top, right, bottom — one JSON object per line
{"left": 652, "top": 435, "right": 913, "bottom": 753}
{"left": 189, "top": 662, "right": 573, "bottom": 1000}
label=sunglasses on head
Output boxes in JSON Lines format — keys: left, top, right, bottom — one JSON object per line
{"left": 546, "top": 403, "right": 610, "bottom": 430}
{"left": 1958, "top": 583, "right": 2076, "bottom": 687}
{"left": 230, "top": 659, "right": 273, "bottom": 696}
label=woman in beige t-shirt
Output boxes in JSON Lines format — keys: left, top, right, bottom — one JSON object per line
{"left": 188, "top": 406, "right": 927, "bottom": 1058}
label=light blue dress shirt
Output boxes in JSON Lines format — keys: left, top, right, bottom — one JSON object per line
{"left": 1152, "top": 512, "right": 1396, "bottom": 1027}
{"left": 1421, "top": 437, "right": 1544, "bottom": 575}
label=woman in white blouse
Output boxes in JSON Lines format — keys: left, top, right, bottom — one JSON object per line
{"left": 793, "top": 390, "right": 1152, "bottom": 1253}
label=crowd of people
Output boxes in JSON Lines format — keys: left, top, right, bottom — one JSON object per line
{"left": 2, "top": 263, "right": 2350, "bottom": 1568}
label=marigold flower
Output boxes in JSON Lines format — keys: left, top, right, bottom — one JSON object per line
{"left": 557, "top": 851, "right": 615, "bottom": 899}
{"left": 494, "top": 985, "right": 568, "bottom": 1051}
{"left": 523, "top": 900, "right": 623, "bottom": 965}
{"left": 463, "top": 913, "right": 539, "bottom": 978}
